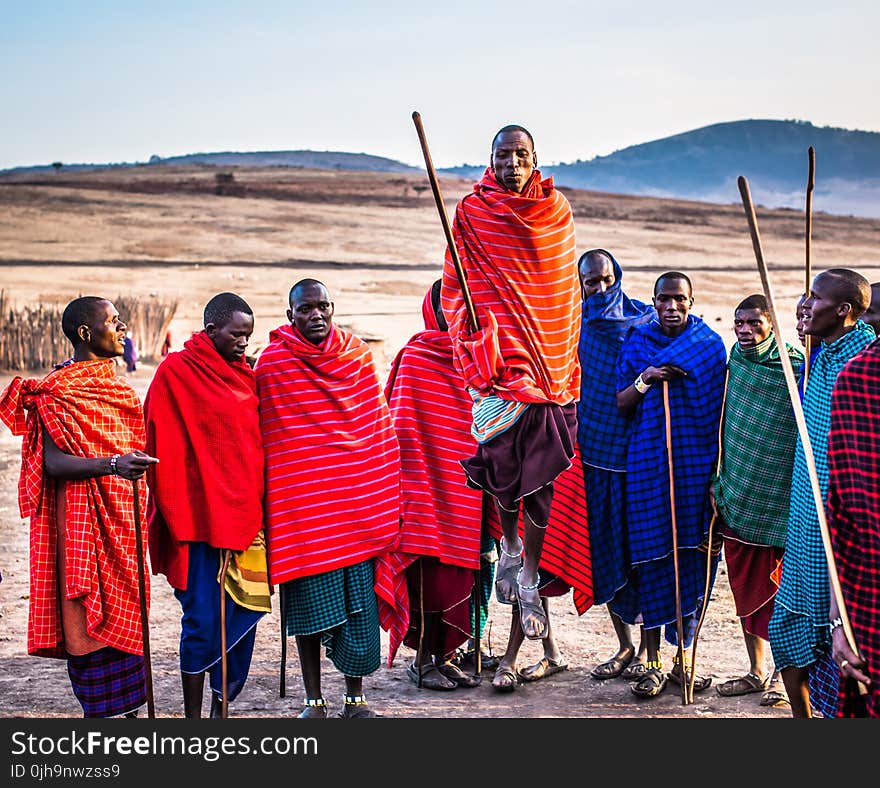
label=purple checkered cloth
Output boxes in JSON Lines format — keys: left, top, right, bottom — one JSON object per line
{"left": 67, "top": 647, "right": 146, "bottom": 718}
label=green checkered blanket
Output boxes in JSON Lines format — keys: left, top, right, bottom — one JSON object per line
{"left": 713, "top": 334, "right": 803, "bottom": 547}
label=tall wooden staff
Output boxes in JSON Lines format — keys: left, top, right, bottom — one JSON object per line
{"left": 803, "top": 146, "right": 815, "bottom": 389}
{"left": 412, "top": 110, "right": 482, "bottom": 677}
{"left": 218, "top": 549, "right": 233, "bottom": 718}
{"left": 131, "top": 478, "right": 155, "bottom": 718}
{"left": 662, "top": 381, "right": 689, "bottom": 705}
{"left": 738, "top": 175, "right": 867, "bottom": 696}
{"left": 411, "top": 111, "right": 479, "bottom": 333}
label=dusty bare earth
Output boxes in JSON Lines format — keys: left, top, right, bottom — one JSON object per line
{"left": 1, "top": 165, "right": 878, "bottom": 720}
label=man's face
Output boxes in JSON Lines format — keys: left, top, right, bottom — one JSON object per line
{"left": 795, "top": 296, "right": 807, "bottom": 346}
{"left": 802, "top": 273, "right": 848, "bottom": 340}
{"left": 288, "top": 284, "right": 334, "bottom": 345}
{"left": 733, "top": 308, "right": 772, "bottom": 347}
{"left": 81, "top": 300, "right": 127, "bottom": 358}
{"left": 863, "top": 285, "right": 880, "bottom": 334}
{"left": 491, "top": 130, "right": 536, "bottom": 194}
{"left": 652, "top": 277, "right": 693, "bottom": 335}
{"left": 579, "top": 255, "right": 616, "bottom": 299}
{"left": 207, "top": 310, "right": 254, "bottom": 363}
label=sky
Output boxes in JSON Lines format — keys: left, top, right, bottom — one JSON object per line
{"left": 2, "top": 1, "right": 878, "bottom": 171}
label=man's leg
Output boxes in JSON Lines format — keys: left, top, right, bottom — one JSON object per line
{"left": 181, "top": 671, "right": 205, "bottom": 719}
{"left": 339, "top": 674, "right": 377, "bottom": 718}
{"left": 492, "top": 602, "right": 525, "bottom": 691}
{"left": 295, "top": 634, "right": 327, "bottom": 718}
{"left": 780, "top": 665, "right": 812, "bottom": 718}
{"left": 631, "top": 626, "right": 667, "bottom": 697}
{"left": 519, "top": 599, "right": 568, "bottom": 682}
{"left": 494, "top": 502, "right": 522, "bottom": 604}
{"left": 590, "top": 607, "right": 636, "bottom": 679}
{"left": 516, "top": 509, "right": 549, "bottom": 639}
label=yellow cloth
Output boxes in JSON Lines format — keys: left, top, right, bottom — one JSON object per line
{"left": 223, "top": 530, "right": 272, "bottom": 613}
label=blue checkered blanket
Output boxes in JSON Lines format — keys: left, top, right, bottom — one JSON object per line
{"left": 577, "top": 254, "right": 654, "bottom": 471}
{"left": 617, "top": 316, "right": 727, "bottom": 563}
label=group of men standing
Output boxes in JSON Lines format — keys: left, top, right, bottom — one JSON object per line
{"left": 1, "top": 123, "right": 878, "bottom": 719}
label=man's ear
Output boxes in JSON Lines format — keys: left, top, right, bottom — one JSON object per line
{"left": 286, "top": 308, "right": 293, "bottom": 323}
{"left": 533, "top": 150, "right": 538, "bottom": 168}
{"left": 838, "top": 302, "right": 853, "bottom": 318}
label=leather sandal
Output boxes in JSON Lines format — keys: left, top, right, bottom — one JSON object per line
{"left": 516, "top": 570, "right": 548, "bottom": 640}
{"left": 631, "top": 666, "right": 668, "bottom": 698}
{"left": 590, "top": 645, "right": 636, "bottom": 680}
{"left": 491, "top": 665, "right": 521, "bottom": 693}
{"left": 436, "top": 660, "right": 481, "bottom": 688}
{"left": 519, "top": 655, "right": 568, "bottom": 682}
{"left": 406, "top": 662, "right": 457, "bottom": 691}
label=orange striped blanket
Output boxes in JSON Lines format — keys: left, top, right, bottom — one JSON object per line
{"left": 255, "top": 323, "right": 402, "bottom": 610}
{"left": 0, "top": 360, "right": 149, "bottom": 658}
{"left": 375, "top": 288, "right": 485, "bottom": 663}
{"left": 440, "top": 167, "right": 581, "bottom": 405}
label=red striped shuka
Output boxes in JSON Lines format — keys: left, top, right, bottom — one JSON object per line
{"left": 0, "top": 360, "right": 149, "bottom": 658}
{"left": 374, "top": 288, "right": 485, "bottom": 664}
{"left": 255, "top": 322, "right": 403, "bottom": 612}
{"left": 826, "top": 338, "right": 880, "bottom": 717}
{"left": 440, "top": 167, "right": 581, "bottom": 406}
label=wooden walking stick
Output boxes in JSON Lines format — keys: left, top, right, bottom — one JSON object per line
{"left": 738, "top": 174, "right": 868, "bottom": 696}
{"left": 662, "top": 381, "right": 689, "bottom": 705}
{"left": 687, "top": 369, "right": 729, "bottom": 702}
{"left": 411, "top": 110, "right": 480, "bottom": 333}
{"left": 219, "top": 549, "right": 233, "bottom": 718}
{"left": 278, "top": 582, "right": 287, "bottom": 698}
{"left": 131, "top": 477, "right": 155, "bottom": 718}
{"left": 803, "top": 146, "right": 815, "bottom": 389}
{"left": 412, "top": 109, "right": 482, "bottom": 668}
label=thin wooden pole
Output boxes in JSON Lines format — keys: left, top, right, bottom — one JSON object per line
{"left": 131, "top": 477, "right": 155, "bottom": 718}
{"left": 411, "top": 111, "right": 480, "bottom": 333}
{"left": 278, "top": 583, "right": 287, "bottom": 698}
{"left": 803, "top": 146, "right": 815, "bottom": 389}
{"left": 219, "top": 549, "right": 233, "bottom": 718}
{"left": 738, "top": 174, "right": 867, "bottom": 696}
{"left": 663, "top": 381, "right": 689, "bottom": 705}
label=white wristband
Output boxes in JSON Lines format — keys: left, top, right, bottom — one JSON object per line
{"left": 634, "top": 374, "right": 652, "bottom": 395}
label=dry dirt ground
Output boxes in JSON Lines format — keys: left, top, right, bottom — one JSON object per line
{"left": 0, "top": 166, "right": 878, "bottom": 720}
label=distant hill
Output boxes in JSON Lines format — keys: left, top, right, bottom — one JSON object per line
{"left": 5, "top": 120, "right": 879, "bottom": 217}
{"left": 441, "top": 120, "right": 880, "bottom": 218}
{"left": 1, "top": 150, "right": 421, "bottom": 178}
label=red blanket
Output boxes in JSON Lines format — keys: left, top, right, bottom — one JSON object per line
{"left": 0, "top": 360, "right": 149, "bottom": 658}
{"left": 827, "top": 339, "right": 880, "bottom": 717}
{"left": 144, "top": 330, "right": 264, "bottom": 590}
{"left": 375, "top": 288, "right": 485, "bottom": 662}
{"left": 255, "top": 323, "right": 402, "bottom": 599}
{"left": 441, "top": 168, "right": 581, "bottom": 405}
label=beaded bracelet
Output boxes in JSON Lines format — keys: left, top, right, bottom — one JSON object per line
{"left": 109, "top": 454, "right": 121, "bottom": 476}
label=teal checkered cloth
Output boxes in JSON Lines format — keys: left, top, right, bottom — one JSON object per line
{"left": 769, "top": 320, "right": 875, "bottom": 670}
{"left": 713, "top": 334, "right": 803, "bottom": 548}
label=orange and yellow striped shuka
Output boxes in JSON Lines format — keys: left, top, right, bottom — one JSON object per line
{"left": 0, "top": 360, "right": 149, "bottom": 658}
{"left": 255, "top": 323, "right": 402, "bottom": 600}
{"left": 440, "top": 167, "right": 581, "bottom": 405}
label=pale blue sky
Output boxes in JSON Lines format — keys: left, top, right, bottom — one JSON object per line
{"left": 2, "top": 1, "right": 877, "bottom": 170}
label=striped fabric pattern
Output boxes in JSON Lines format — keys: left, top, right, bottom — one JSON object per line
{"left": 713, "top": 334, "right": 803, "bottom": 548}
{"left": 826, "top": 338, "right": 880, "bottom": 717}
{"left": 467, "top": 387, "right": 529, "bottom": 444}
{"left": 615, "top": 316, "right": 727, "bottom": 630}
{"left": 375, "top": 293, "right": 485, "bottom": 662}
{"left": 255, "top": 323, "right": 402, "bottom": 589}
{"left": 0, "top": 360, "right": 150, "bottom": 658}
{"left": 440, "top": 168, "right": 580, "bottom": 406}
{"left": 769, "top": 321, "right": 875, "bottom": 671}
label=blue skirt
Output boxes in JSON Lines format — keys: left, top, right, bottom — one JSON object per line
{"left": 174, "top": 542, "right": 265, "bottom": 702}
